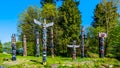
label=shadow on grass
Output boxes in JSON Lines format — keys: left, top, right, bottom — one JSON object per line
{"left": 30, "top": 60, "right": 51, "bottom": 67}
{"left": 30, "top": 60, "right": 42, "bottom": 64}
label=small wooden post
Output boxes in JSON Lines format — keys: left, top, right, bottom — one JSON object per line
{"left": 51, "top": 28, "right": 54, "bottom": 58}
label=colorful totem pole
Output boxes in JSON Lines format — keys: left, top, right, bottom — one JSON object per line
{"left": 50, "top": 28, "right": 54, "bottom": 58}
{"left": 34, "top": 19, "right": 54, "bottom": 65}
{"left": 11, "top": 34, "right": 16, "bottom": 61}
{"left": 23, "top": 34, "right": 27, "bottom": 56}
{"left": 67, "top": 41, "right": 80, "bottom": 60}
{"left": 36, "top": 30, "right": 40, "bottom": 57}
{"left": 81, "top": 26, "right": 84, "bottom": 58}
{"left": 99, "top": 33, "right": 107, "bottom": 58}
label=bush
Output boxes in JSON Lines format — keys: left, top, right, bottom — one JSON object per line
{"left": 0, "top": 42, "right": 2, "bottom": 53}
{"left": 17, "top": 48, "right": 23, "bottom": 55}
{"left": 87, "top": 52, "right": 99, "bottom": 58}
{"left": 106, "top": 54, "right": 115, "bottom": 58}
{"left": 2, "top": 42, "right": 11, "bottom": 54}
{"left": 27, "top": 42, "right": 36, "bottom": 56}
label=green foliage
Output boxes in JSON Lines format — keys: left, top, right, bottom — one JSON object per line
{"left": 3, "top": 42, "right": 11, "bottom": 54}
{"left": 27, "top": 42, "right": 36, "bottom": 56}
{"left": 18, "top": 6, "right": 41, "bottom": 42}
{"left": 86, "top": 27, "right": 106, "bottom": 54}
{"left": 56, "top": 0, "right": 81, "bottom": 56}
{"left": 16, "top": 42, "right": 23, "bottom": 55}
{"left": 0, "top": 41, "right": 2, "bottom": 53}
{"left": 40, "top": 0, "right": 56, "bottom": 5}
{"left": 2, "top": 41, "right": 23, "bottom": 55}
{"left": 59, "top": 0, "right": 81, "bottom": 40}
{"left": 41, "top": 3, "right": 56, "bottom": 21}
{"left": 16, "top": 42, "right": 22, "bottom": 50}
{"left": 108, "top": 26, "right": 120, "bottom": 59}
{"left": 18, "top": 6, "right": 42, "bottom": 56}
{"left": 91, "top": 0, "right": 119, "bottom": 58}
{"left": 87, "top": 52, "right": 99, "bottom": 58}
{"left": 92, "top": 1, "right": 119, "bottom": 29}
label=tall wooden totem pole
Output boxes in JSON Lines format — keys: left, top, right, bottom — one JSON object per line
{"left": 34, "top": 19, "right": 54, "bottom": 65}
{"left": 11, "top": 34, "right": 16, "bottom": 61}
{"left": 99, "top": 33, "right": 107, "bottom": 58}
{"left": 36, "top": 30, "right": 40, "bottom": 57}
{"left": 81, "top": 26, "right": 84, "bottom": 58}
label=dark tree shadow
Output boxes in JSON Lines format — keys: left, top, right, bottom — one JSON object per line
{"left": 30, "top": 60, "right": 42, "bottom": 64}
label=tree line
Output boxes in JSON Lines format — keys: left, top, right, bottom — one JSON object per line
{"left": 17, "top": 0, "right": 81, "bottom": 56}
{"left": 0, "top": 0, "right": 120, "bottom": 60}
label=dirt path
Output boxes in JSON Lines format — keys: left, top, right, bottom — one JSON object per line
{"left": 2, "top": 59, "right": 29, "bottom": 66}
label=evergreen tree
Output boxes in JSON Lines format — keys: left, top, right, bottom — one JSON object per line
{"left": 40, "top": 0, "right": 56, "bottom": 5}
{"left": 57, "top": 0, "right": 81, "bottom": 56}
{"left": 18, "top": 6, "right": 41, "bottom": 56}
{"left": 109, "top": 26, "right": 120, "bottom": 59}
{"left": 92, "top": 2, "right": 119, "bottom": 30}
{"left": 2, "top": 42, "right": 11, "bottom": 54}
{"left": 41, "top": 3, "right": 56, "bottom": 21}
{"left": 18, "top": 6, "right": 41, "bottom": 41}
{"left": 91, "top": 1, "right": 119, "bottom": 56}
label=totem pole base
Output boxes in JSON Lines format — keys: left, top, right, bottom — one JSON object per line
{"left": 72, "top": 54, "right": 76, "bottom": 60}
{"left": 36, "top": 55, "right": 39, "bottom": 57}
{"left": 52, "top": 55, "right": 54, "bottom": 58}
{"left": 23, "top": 55, "right": 27, "bottom": 57}
{"left": 12, "top": 57, "right": 16, "bottom": 61}
{"left": 100, "top": 53, "right": 104, "bottom": 58}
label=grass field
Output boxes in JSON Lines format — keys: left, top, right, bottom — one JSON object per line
{"left": 0, "top": 53, "right": 120, "bottom": 68}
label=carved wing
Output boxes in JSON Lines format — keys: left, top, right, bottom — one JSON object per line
{"left": 46, "top": 22, "right": 54, "bottom": 27}
{"left": 34, "top": 19, "right": 42, "bottom": 26}
{"left": 75, "top": 45, "right": 80, "bottom": 48}
{"left": 67, "top": 45, "right": 73, "bottom": 48}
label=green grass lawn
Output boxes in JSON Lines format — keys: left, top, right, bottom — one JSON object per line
{"left": 0, "top": 53, "right": 120, "bottom": 68}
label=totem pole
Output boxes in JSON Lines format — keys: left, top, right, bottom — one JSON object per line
{"left": 67, "top": 41, "right": 80, "bottom": 60}
{"left": 50, "top": 28, "right": 54, "bottom": 58}
{"left": 36, "top": 30, "right": 40, "bottom": 57}
{"left": 11, "top": 34, "right": 16, "bottom": 61}
{"left": 23, "top": 34, "right": 27, "bottom": 56}
{"left": 99, "top": 33, "right": 107, "bottom": 58}
{"left": 34, "top": 19, "right": 54, "bottom": 64}
{"left": 81, "top": 26, "right": 84, "bottom": 58}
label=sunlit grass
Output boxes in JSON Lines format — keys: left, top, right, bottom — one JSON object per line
{"left": 0, "top": 53, "right": 120, "bottom": 68}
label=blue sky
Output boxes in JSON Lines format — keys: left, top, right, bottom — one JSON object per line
{"left": 0, "top": 0, "right": 100, "bottom": 44}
